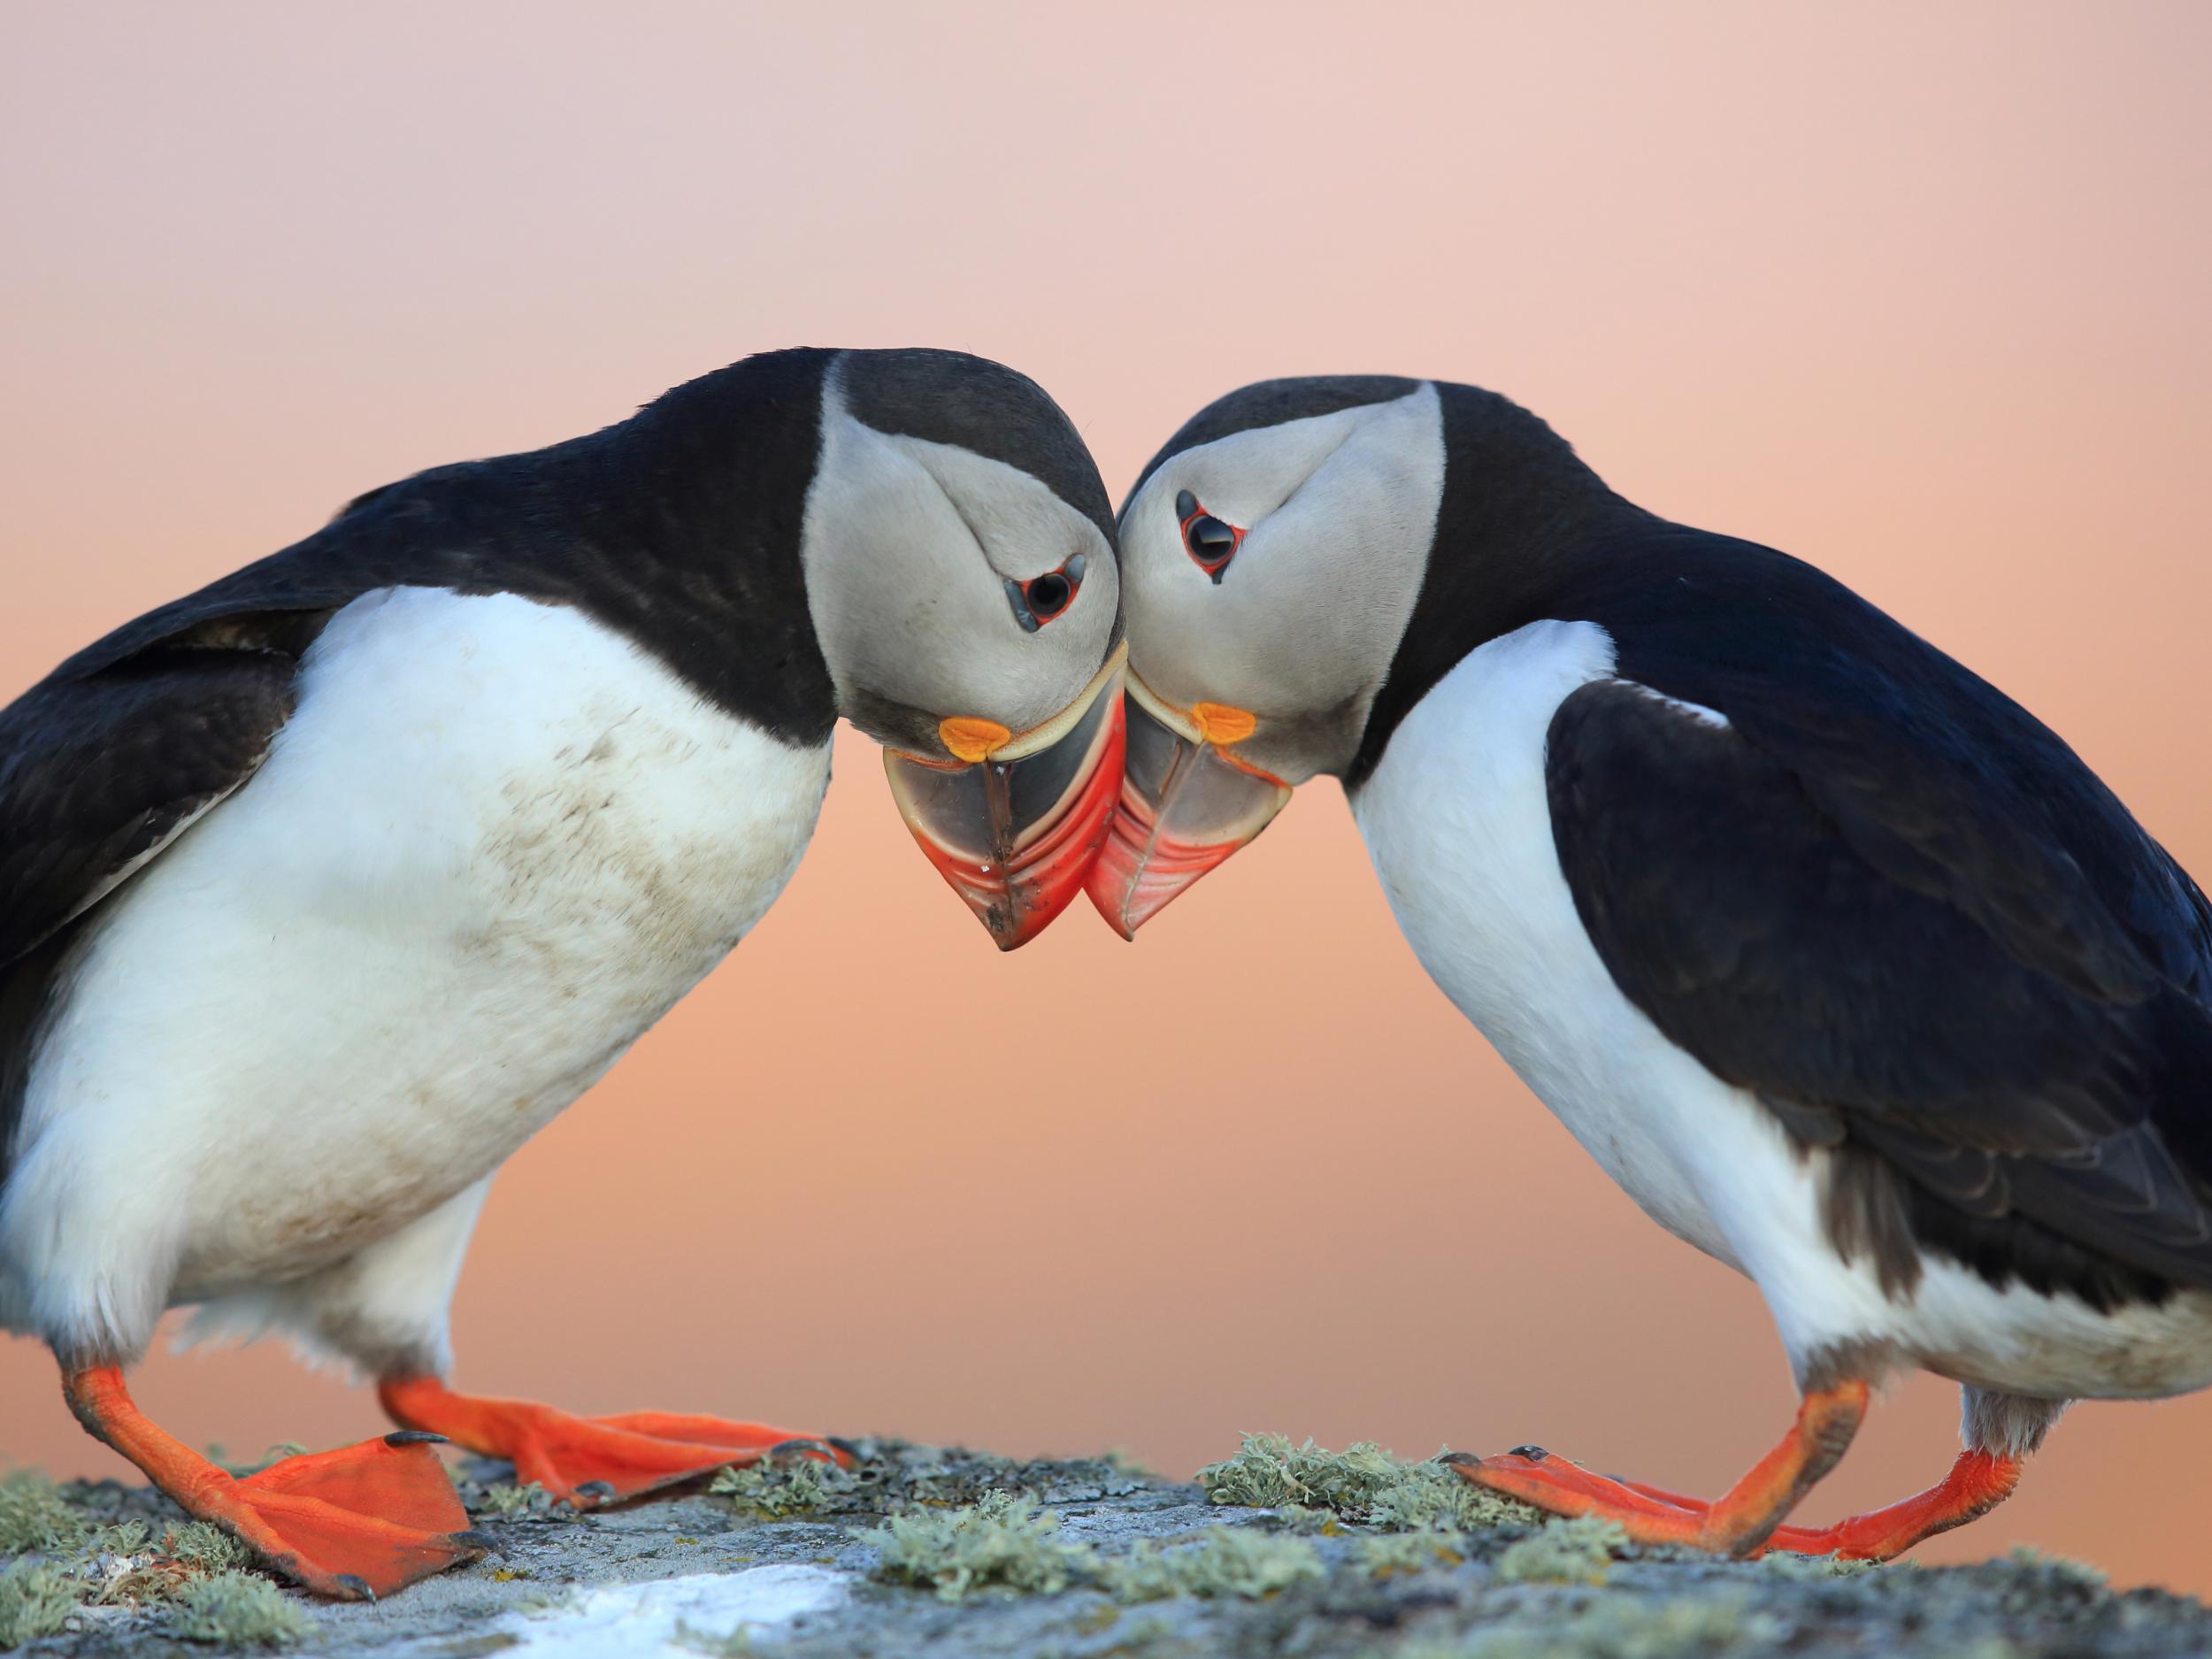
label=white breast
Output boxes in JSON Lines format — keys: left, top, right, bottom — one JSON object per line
{"left": 1349, "top": 620, "right": 1753, "bottom": 1265}
{"left": 2, "top": 587, "right": 829, "bottom": 1359}
{"left": 1348, "top": 619, "right": 2212, "bottom": 1400}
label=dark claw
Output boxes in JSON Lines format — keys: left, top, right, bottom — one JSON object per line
{"left": 335, "top": 1573, "right": 376, "bottom": 1602}
{"left": 384, "top": 1429, "right": 449, "bottom": 1448}
{"left": 768, "top": 1438, "right": 829, "bottom": 1460}
{"left": 1508, "top": 1445, "right": 1550, "bottom": 1463}
{"left": 573, "top": 1480, "right": 618, "bottom": 1505}
{"left": 448, "top": 1529, "right": 502, "bottom": 1555}
{"left": 1435, "top": 1451, "right": 1480, "bottom": 1469}
{"left": 826, "top": 1436, "right": 862, "bottom": 1462}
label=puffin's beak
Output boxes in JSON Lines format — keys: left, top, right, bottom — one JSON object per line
{"left": 885, "top": 644, "right": 1128, "bottom": 951}
{"left": 1084, "top": 676, "right": 1292, "bottom": 940}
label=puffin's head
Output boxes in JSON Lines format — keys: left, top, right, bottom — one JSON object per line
{"left": 1084, "top": 377, "right": 1440, "bottom": 937}
{"left": 803, "top": 348, "right": 1125, "bottom": 949}
{"left": 1088, "top": 374, "right": 1622, "bottom": 937}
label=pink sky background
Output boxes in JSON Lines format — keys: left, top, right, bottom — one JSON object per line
{"left": 4, "top": 0, "right": 2211, "bottom": 1591}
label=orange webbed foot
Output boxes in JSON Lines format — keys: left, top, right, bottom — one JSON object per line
{"left": 379, "top": 1376, "right": 852, "bottom": 1507}
{"left": 1445, "top": 1380, "right": 1872, "bottom": 1557}
{"left": 1443, "top": 1381, "right": 2022, "bottom": 1562}
{"left": 64, "top": 1367, "right": 488, "bottom": 1599}
{"left": 1443, "top": 1447, "right": 1719, "bottom": 1546}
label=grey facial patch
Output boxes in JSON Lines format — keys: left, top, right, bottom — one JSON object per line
{"left": 840, "top": 349, "right": 1114, "bottom": 545}
{"left": 1234, "top": 693, "right": 1369, "bottom": 788}
{"left": 1115, "top": 384, "right": 1443, "bottom": 786}
{"left": 1124, "top": 375, "right": 1421, "bottom": 511}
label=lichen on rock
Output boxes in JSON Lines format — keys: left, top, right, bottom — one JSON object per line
{"left": 1197, "top": 1433, "right": 1541, "bottom": 1531}
{"left": 167, "top": 1571, "right": 314, "bottom": 1647}
{"left": 1103, "top": 1526, "right": 1325, "bottom": 1601}
{"left": 1494, "top": 1516, "right": 1630, "bottom": 1586}
{"left": 712, "top": 1453, "right": 852, "bottom": 1517}
{"left": 860, "top": 1489, "right": 1096, "bottom": 1602}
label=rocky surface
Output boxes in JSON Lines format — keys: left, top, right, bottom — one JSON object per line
{"left": 5, "top": 1440, "right": 2210, "bottom": 1658}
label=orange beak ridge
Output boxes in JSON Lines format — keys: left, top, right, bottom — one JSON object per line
{"left": 886, "top": 653, "right": 1128, "bottom": 950}
{"left": 1085, "top": 682, "right": 1291, "bottom": 939}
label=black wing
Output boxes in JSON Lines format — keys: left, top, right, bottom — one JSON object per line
{"left": 1543, "top": 538, "right": 2212, "bottom": 1303}
{"left": 0, "top": 455, "right": 534, "bottom": 1178}
{"left": 0, "top": 613, "right": 330, "bottom": 1187}
{"left": 1, "top": 636, "right": 309, "bottom": 968}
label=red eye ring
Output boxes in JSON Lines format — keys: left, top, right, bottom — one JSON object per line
{"left": 1004, "top": 551, "right": 1087, "bottom": 632}
{"left": 1174, "top": 489, "right": 1245, "bottom": 584}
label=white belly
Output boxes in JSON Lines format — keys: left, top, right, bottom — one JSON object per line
{"left": 2, "top": 587, "right": 828, "bottom": 1355}
{"left": 1350, "top": 620, "right": 1741, "bottom": 1263}
{"left": 1348, "top": 618, "right": 2212, "bottom": 1400}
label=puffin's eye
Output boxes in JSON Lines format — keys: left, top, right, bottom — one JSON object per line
{"left": 1025, "top": 571, "right": 1072, "bottom": 618}
{"left": 1004, "top": 552, "right": 1087, "bottom": 632}
{"left": 1175, "top": 489, "right": 1245, "bottom": 584}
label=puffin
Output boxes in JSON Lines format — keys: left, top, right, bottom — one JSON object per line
{"left": 0, "top": 346, "right": 1127, "bottom": 1597}
{"left": 1089, "top": 374, "right": 2212, "bottom": 1560}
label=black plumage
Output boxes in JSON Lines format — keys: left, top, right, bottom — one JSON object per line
{"left": 9, "top": 345, "right": 1080, "bottom": 1190}
{"left": 1538, "top": 535, "right": 2212, "bottom": 1307}
{"left": 1343, "top": 381, "right": 2212, "bottom": 1310}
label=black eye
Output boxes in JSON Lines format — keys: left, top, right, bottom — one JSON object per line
{"left": 1025, "top": 571, "right": 1071, "bottom": 618}
{"left": 1187, "top": 517, "right": 1236, "bottom": 557}
{"left": 1004, "top": 553, "right": 1086, "bottom": 632}
{"left": 1175, "top": 491, "right": 1244, "bottom": 584}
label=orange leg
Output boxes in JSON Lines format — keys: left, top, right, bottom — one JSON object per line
{"left": 1447, "top": 1381, "right": 1869, "bottom": 1556}
{"left": 1764, "top": 1450, "right": 2023, "bottom": 1557}
{"left": 64, "top": 1364, "right": 490, "bottom": 1600}
{"left": 1617, "top": 1451, "right": 2024, "bottom": 1558}
{"left": 1446, "top": 1381, "right": 2023, "bottom": 1560}
{"left": 378, "top": 1375, "right": 851, "bottom": 1507}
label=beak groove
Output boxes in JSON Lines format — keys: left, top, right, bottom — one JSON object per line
{"left": 1084, "top": 679, "right": 1292, "bottom": 939}
{"left": 886, "top": 649, "right": 1128, "bottom": 950}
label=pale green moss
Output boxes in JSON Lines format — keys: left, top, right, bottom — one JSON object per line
{"left": 168, "top": 1570, "right": 315, "bottom": 1646}
{"left": 0, "top": 1561, "right": 76, "bottom": 1649}
{"left": 75, "top": 1514, "right": 271, "bottom": 1612}
{"left": 164, "top": 1523, "right": 253, "bottom": 1574}
{"left": 1494, "top": 1517, "right": 1628, "bottom": 1586}
{"left": 1105, "top": 1527, "right": 1325, "bottom": 1601}
{"left": 0, "top": 1471, "right": 87, "bottom": 1554}
{"left": 1368, "top": 1466, "right": 1539, "bottom": 1533}
{"left": 1355, "top": 1526, "right": 1465, "bottom": 1578}
{"left": 861, "top": 1490, "right": 1096, "bottom": 1602}
{"left": 0, "top": 1496, "right": 296, "bottom": 1636}
{"left": 479, "top": 1480, "right": 559, "bottom": 1516}
{"left": 710, "top": 1456, "right": 849, "bottom": 1517}
{"left": 77, "top": 1522, "right": 182, "bottom": 1608}
{"left": 1197, "top": 1434, "right": 1402, "bottom": 1509}
{"left": 81, "top": 1520, "right": 152, "bottom": 1559}
{"left": 1197, "top": 1434, "right": 1540, "bottom": 1532}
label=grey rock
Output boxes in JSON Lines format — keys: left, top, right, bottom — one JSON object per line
{"left": 8, "top": 1442, "right": 2209, "bottom": 1658}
